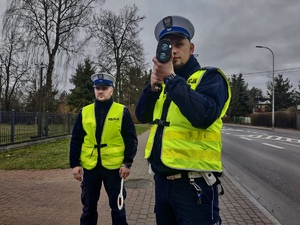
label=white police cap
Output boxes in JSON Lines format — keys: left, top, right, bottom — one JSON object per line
{"left": 154, "top": 15, "right": 195, "bottom": 41}
{"left": 91, "top": 72, "right": 115, "bottom": 87}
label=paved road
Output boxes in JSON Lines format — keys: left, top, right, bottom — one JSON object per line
{"left": 222, "top": 125, "right": 300, "bottom": 225}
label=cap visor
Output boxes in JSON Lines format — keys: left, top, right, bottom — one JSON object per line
{"left": 160, "top": 33, "right": 189, "bottom": 40}
{"left": 94, "top": 83, "right": 112, "bottom": 87}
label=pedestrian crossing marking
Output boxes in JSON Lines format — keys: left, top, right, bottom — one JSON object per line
{"left": 222, "top": 128, "right": 300, "bottom": 144}
{"left": 262, "top": 143, "right": 285, "bottom": 149}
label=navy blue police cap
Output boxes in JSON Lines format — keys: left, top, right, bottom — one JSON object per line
{"left": 91, "top": 73, "right": 115, "bottom": 87}
{"left": 154, "top": 15, "right": 195, "bottom": 41}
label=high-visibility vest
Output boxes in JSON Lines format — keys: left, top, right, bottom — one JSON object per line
{"left": 145, "top": 68, "right": 231, "bottom": 172}
{"left": 80, "top": 102, "right": 125, "bottom": 170}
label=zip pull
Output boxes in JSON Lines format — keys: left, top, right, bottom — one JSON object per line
{"left": 197, "top": 191, "right": 202, "bottom": 205}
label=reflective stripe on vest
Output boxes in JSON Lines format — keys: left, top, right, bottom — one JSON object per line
{"left": 145, "top": 69, "right": 231, "bottom": 172}
{"left": 80, "top": 102, "right": 125, "bottom": 170}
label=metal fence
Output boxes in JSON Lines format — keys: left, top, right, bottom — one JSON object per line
{"left": 0, "top": 110, "right": 77, "bottom": 145}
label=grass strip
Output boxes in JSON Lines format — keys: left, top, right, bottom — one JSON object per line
{"left": 0, "top": 124, "right": 149, "bottom": 170}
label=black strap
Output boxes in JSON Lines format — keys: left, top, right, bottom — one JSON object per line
{"left": 90, "top": 144, "right": 107, "bottom": 159}
{"left": 149, "top": 119, "right": 170, "bottom": 127}
{"left": 94, "top": 144, "right": 107, "bottom": 149}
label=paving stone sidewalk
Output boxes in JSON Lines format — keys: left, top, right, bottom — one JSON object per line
{"left": 0, "top": 131, "right": 279, "bottom": 225}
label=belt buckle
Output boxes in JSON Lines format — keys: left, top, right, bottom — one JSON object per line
{"left": 167, "top": 175, "right": 176, "bottom": 180}
{"left": 167, "top": 175, "right": 175, "bottom": 180}
{"left": 188, "top": 172, "right": 202, "bottom": 179}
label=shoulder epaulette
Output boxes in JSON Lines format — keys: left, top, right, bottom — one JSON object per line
{"left": 200, "top": 66, "right": 220, "bottom": 72}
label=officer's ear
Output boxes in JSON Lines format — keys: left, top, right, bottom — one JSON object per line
{"left": 110, "top": 87, "right": 114, "bottom": 96}
{"left": 189, "top": 42, "right": 195, "bottom": 54}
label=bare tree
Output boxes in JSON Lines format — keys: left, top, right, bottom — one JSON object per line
{"left": 123, "top": 66, "right": 151, "bottom": 106}
{"left": 0, "top": 13, "right": 31, "bottom": 111}
{"left": 3, "top": 0, "right": 105, "bottom": 112}
{"left": 89, "top": 4, "right": 146, "bottom": 102}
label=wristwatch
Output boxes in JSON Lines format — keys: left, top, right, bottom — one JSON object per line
{"left": 164, "top": 73, "right": 176, "bottom": 85}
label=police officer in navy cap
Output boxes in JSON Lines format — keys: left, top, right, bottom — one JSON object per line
{"left": 136, "top": 15, "right": 232, "bottom": 225}
{"left": 70, "top": 72, "right": 138, "bottom": 225}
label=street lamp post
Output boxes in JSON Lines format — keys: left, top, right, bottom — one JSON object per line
{"left": 256, "top": 45, "right": 275, "bottom": 131}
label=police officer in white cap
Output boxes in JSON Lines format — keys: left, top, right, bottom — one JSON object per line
{"left": 91, "top": 73, "right": 115, "bottom": 101}
{"left": 70, "top": 72, "right": 137, "bottom": 225}
{"left": 136, "top": 15, "right": 231, "bottom": 225}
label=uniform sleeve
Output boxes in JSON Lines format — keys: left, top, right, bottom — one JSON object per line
{"left": 69, "top": 110, "right": 86, "bottom": 168}
{"left": 135, "top": 84, "right": 161, "bottom": 123}
{"left": 121, "top": 107, "right": 138, "bottom": 164}
{"left": 165, "top": 69, "right": 229, "bottom": 129}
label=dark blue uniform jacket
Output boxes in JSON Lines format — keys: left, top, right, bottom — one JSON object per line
{"left": 135, "top": 54, "right": 229, "bottom": 176}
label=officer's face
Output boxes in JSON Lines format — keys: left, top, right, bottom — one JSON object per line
{"left": 167, "top": 35, "right": 194, "bottom": 69}
{"left": 94, "top": 85, "right": 114, "bottom": 102}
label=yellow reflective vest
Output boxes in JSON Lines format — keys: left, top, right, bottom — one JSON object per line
{"left": 145, "top": 69, "right": 231, "bottom": 172}
{"left": 80, "top": 102, "right": 125, "bottom": 170}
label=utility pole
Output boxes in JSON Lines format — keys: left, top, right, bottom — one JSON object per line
{"left": 38, "top": 63, "right": 44, "bottom": 137}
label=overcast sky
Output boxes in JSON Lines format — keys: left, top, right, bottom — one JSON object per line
{"left": 1, "top": 0, "right": 299, "bottom": 95}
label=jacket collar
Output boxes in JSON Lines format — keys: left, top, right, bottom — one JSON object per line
{"left": 174, "top": 54, "right": 201, "bottom": 80}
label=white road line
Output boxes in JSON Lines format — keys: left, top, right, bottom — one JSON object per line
{"left": 262, "top": 143, "right": 285, "bottom": 149}
{"left": 264, "top": 136, "right": 273, "bottom": 139}
{"left": 240, "top": 137, "right": 252, "bottom": 141}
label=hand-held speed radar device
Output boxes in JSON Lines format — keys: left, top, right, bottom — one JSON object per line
{"left": 154, "top": 39, "right": 172, "bottom": 90}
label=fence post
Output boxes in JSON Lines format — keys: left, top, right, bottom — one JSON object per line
{"left": 10, "top": 109, "right": 15, "bottom": 143}
{"left": 67, "top": 113, "right": 71, "bottom": 134}
{"left": 45, "top": 111, "right": 49, "bottom": 136}
{"left": 37, "top": 110, "right": 43, "bottom": 137}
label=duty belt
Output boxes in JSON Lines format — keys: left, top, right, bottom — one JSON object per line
{"left": 166, "top": 171, "right": 203, "bottom": 180}
{"left": 166, "top": 171, "right": 223, "bottom": 194}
